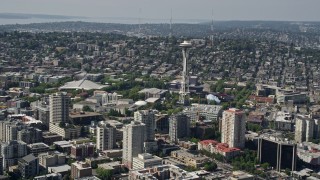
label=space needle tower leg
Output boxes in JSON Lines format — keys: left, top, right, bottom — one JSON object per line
{"left": 179, "top": 41, "right": 192, "bottom": 105}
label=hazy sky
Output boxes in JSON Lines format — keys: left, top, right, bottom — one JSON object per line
{"left": 1, "top": 0, "right": 320, "bottom": 21}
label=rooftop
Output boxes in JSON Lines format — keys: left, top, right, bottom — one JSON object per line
{"left": 72, "top": 161, "right": 91, "bottom": 169}
{"left": 48, "top": 164, "right": 71, "bottom": 173}
{"left": 69, "top": 111, "right": 102, "bottom": 118}
{"left": 59, "top": 79, "right": 107, "bottom": 90}
{"left": 28, "top": 142, "right": 50, "bottom": 149}
{"left": 21, "top": 154, "right": 37, "bottom": 163}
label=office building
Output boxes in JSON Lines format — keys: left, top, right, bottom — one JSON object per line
{"left": 17, "top": 127, "right": 43, "bottom": 144}
{"left": 18, "top": 154, "right": 39, "bottom": 178}
{"left": 49, "top": 92, "right": 70, "bottom": 124}
{"left": 38, "top": 151, "right": 66, "bottom": 168}
{"left": 257, "top": 132, "right": 296, "bottom": 172}
{"left": 134, "top": 110, "right": 155, "bottom": 141}
{"left": 297, "top": 142, "right": 320, "bottom": 169}
{"left": 277, "top": 92, "right": 307, "bottom": 104}
{"left": 132, "top": 153, "right": 162, "bottom": 169}
{"left": 49, "top": 123, "right": 81, "bottom": 140}
{"left": 34, "top": 173, "right": 62, "bottom": 180}
{"left": 27, "top": 143, "right": 51, "bottom": 156}
{"left": 42, "top": 132, "right": 63, "bottom": 145}
{"left": 184, "top": 104, "right": 222, "bottom": 123}
{"left": 71, "top": 143, "right": 95, "bottom": 160}
{"left": 0, "top": 121, "right": 19, "bottom": 142}
{"left": 96, "top": 123, "right": 116, "bottom": 151}
{"left": 71, "top": 161, "right": 92, "bottom": 179}
{"left": 198, "top": 140, "right": 241, "bottom": 160}
{"left": 132, "top": 153, "right": 162, "bottom": 170}
{"left": 122, "top": 121, "right": 146, "bottom": 169}
{"left": 170, "top": 150, "right": 209, "bottom": 168}
{"left": 129, "top": 164, "right": 199, "bottom": 180}
{"left": 1, "top": 140, "right": 27, "bottom": 169}
{"left": 169, "top": 113, "right": 190, "bottom": 143}
{"left": 0, "top": 157, "right": 3, "bottom": 175}
{"left": 295, "top": 115, "right": 314, "bottom": 143}
{"left": 221, "top": 108, "right": 246, "bottom": 149}
{"left": 274, "top": 111, "right": 295, "bottom": 131}
{"left": 34, "top": 102, "right": 50, "bottom": 128}
{"left": 0, "top": 121, "right": 42, "bottom": 144}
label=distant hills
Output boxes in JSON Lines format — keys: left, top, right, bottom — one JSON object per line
{"left": 0, "top": 13, "right": 84, "bottom": 20}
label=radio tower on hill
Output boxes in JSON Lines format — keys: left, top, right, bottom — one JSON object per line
{"left": 179, "top": 41, "right": 192, "bottom": 105}
{"left": 169, "top": 9, "right": 173, "bottom": 38}
{"left": 210, "top": 9, "right": 214, "bottom": 47}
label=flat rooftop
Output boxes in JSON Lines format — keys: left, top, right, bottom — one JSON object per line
{"left": 69, "top": 111, "right": 102, "bottom": 118}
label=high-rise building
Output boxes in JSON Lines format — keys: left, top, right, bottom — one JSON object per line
{"left": 295, "top": 115, "right": 314, "bottom": 143}
{"left": 96, "top": 123, "right": 117, "bottom": 151}
{"left": 169, "top": 113, "right": 190, "bottom": 143}
{"left": 49, "top": 92, "right": 70, "bottom": 124}
{"left": 258, "top": 133, "right": 296, "bottom": 172}
{"left": 0, "top": 121, "right": 43, "bottom": 144}
{"left": 4, "top": 123, "right": 18, "bottom": 142}
{"left": 35, "top": 105, "right": 50, "bottom": 128}
{"left": 221, "top": 108, "right": 246, "bottom": 149}
{"left": 18, "top": 154, "right": 39, "bottom": 178}
{"left": 122, "top": 121, "right": 146, "bottom": 169}
{"left": 17, "top": 127, "right": 43, "bottom": 144}
{"left": 0, "top": 140, "right": 27, "bottom": 169}
{"left": 134, "top": 110, "right": 155, "bottom": 141}
{"left": 0, "top": 157, "right": 3, "bottom": 175}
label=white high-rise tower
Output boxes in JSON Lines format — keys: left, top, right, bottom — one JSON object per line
{"left": 179, "top": 41, "right": 192, "bottom": 105}
{"left": 49, "top": 92, "right": 70, "bottom": 124}
{"left": 221, "top": 108, "right": 246, "bottom": 149}
{"left": 122, "top": 121, "right": 145, "bottom": 169}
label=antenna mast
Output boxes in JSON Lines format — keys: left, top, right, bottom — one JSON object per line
{"left": 210, "top": 9, "right": 214, "bottom": 47}
{"left": 169, "top": 9, "right": 173, "bottom": 38}
{"left": 138, "top": 8, "right": 142, "bottom": 34}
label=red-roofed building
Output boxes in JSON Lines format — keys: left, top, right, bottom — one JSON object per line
{"left": 198, "top": 140, "right": 219, "bottom": 152}
{"left": 198, "top": 140, "right": 240, "bottom": 159}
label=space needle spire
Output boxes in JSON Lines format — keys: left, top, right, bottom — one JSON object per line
{"left": 179, "top": 41, "right": 192, "bottom": 105}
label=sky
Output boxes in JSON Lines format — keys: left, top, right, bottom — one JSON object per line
{"left": 1, "top": 0, "right": 320, "bottom": 22}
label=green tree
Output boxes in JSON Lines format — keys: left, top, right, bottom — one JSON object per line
{"left": 96, "top": 168, "right": 113, "bottom": 180}
{"left": 247, "top": 123, "right": 262, "bottom": 132}
{"left": 204, "top": 162, "right": 217, "bottom": 171}
{"left": 261, "top": 162, "right": 269, "bottom": 170}
{"left": 83, "top": 105, "right": 94, "bottom": 112}
{"left": 190, "top": 137, "right": 200, "bottom": 144}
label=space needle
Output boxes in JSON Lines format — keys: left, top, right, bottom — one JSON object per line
{"left": 179, "top": 40, "right": 192, "bottom": 105}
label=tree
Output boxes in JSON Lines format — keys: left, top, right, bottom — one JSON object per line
{"left": 83, "top": 105, "right": 94, "bottom": 112}
{"left": 261, "top": 162, "right": 269, "bottom": 170}
{"left": 59, "top": 122, "right": 65, "bottom": 128}
{"left": 108, "top": 109, "right": 122, "bottom": 117}
{"left": 96, "top": 168, "right": 113, "bottom": 180}
{"left": 204, "top": 162, "right": 217, "bottom": 171}
{"left": 247, "top": 123, "right": 262, "bottom": 132}
{"left": 190, "top": 137, "right": 200, "bottom": 144}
